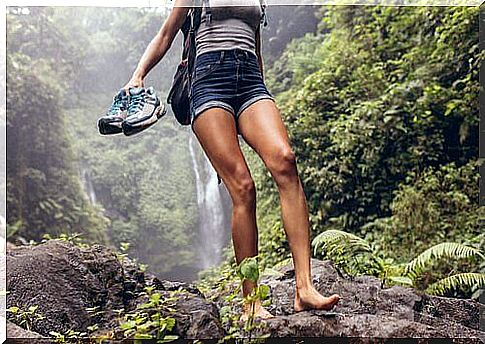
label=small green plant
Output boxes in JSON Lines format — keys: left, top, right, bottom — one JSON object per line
{"left": 217, "top": 256, "right": 272, "bottom": 343}
{"left": 114, "top": 242, "right": 131, "bottom": 263}
{"left": 118, "top": 286, "right": 178, "bottom": 342}
{"left": 49, "top": 329, "right": 88, "bottom": 343}
{"left": 115, "top": 242, "right": 149, "bottom": 272}
{"left": 7, "top": 305, "right": 44, "bottom": 331}
{"left": 6, "top": 220, "right": 22, "bottom": 239}
{"left": 403, "top": 242, "right": 485, "bottom": 277}
{"left": 427, "top": 273, "right": 485, "bottom": 295}
{"left": 85, "top": 306, "right": 105, "bottom": 318}
{"left": 86, "top": 323, "right": 99, "bottom": 333}
{"left": 41, "top": 233, "right": 89, "bottom": 248}
{"left": 119, "top": 242, "right": 130, "bottom": 253}
{"left": 312, "top": 229, "right": 374, "bottom": 277}
{"left": 312, "top": 229, "right": 485, "bottom": 295}
{"left": 197, "top": 261, "right": 239, "bottom": 302}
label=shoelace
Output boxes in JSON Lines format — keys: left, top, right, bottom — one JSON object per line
{"left": 108, "top": 94, "right": 126, "bottom": 116}
{"left": 128, "top": 91, "right": 146, "bottom": 117}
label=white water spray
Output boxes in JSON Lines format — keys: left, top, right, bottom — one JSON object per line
{"left": 80, "top": 165, "right": 97, "bottom": 204}
{"left": 188, "top": 135, "right": 228, "bottom": 270}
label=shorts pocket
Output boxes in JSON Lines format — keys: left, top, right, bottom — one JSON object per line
{"left": 193, "top": 54, "right": 223, "bottom": 82}
{"left": 246, "top": 56, "right": 261, "bottom": 70}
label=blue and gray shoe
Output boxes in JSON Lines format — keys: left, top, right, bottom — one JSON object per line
{"left": 122, "top": 87, "right": 166, "bottom": 136}
{"left": 97, "top": 89, "right": 129, "bottom": 135}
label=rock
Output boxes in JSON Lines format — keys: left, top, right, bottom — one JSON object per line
{"left": 7, "top": 240, "right": 126, "bottom": 336}
{"left": 249, "top": 259, "right": 484, "bottom": 342}
{"left": 171, "top": 292, "right": 224, "bottom": 339}
{"left": 7, "top": 241, "right": 484, "bottom": 342}
{"left": 6, "top": 240, "right": 223, "bottom": 340}
{"left": 7, "top": 320, "right": 48, "bottom": 342}
{"left": 6, "top": 241, "right": 18, "bottom": 252}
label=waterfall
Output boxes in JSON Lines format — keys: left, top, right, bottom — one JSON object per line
{"left": 189, "top": 135, "right": 229, "bottom": 270}
{"left": 80, "top": 165, "right": 97, "bottom": 204}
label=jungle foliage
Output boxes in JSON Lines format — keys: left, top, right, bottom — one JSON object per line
{"left": 6, "top": 8, "right": 109, "bottom": 242}
{"left": 239, "top": 6, "right": 483, "bottom": 297}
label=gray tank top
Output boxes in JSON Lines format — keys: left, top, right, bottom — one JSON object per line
{"left": 195, "top": 0, "right": 262, "bottom": 57}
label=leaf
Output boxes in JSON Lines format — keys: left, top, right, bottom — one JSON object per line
{"left": 238, "top": 257, "right": 259, "bottom": 283}
{"left": 120, "top": 320, "right": 136, "bottom": 330}
{"left": 387, "top": 276, "right": 413, "bottom": 286}
{"left": 384, "top": 115, "right": 394, "bottom": 124}
{"left": 159, "top": 323, "right": 167, "bottom": 333}
{"left": 49, "top": 331, "right": 63, "bottom": 337}
{"left": 426, "top": 273, "right": 485, "bottom": 295}
{"left": 219, "top": 306, "right": 231, "bottom": 318}
{"left": 7, "top": 306, "right": 19, "bottom": 313}
{"left": 312, "top": 229, "right": 371, "bottom": 256}
{"left": 165, "top": 317, "right": 176, "bottom": 330}
{"left": 150, "top": 293, "right": 161, "bottom": 303}
{"left": 158, "top": 335, "right": 179, "bottom": 343}
{"left": 258, "top": 284, "right": 270, "bottom": 300}
{"left": 405, "top": 242, "right": 484, "bottom": 276}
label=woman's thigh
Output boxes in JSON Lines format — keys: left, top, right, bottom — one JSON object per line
{"left": 192, "top": 107, "right": 253, "bottom": 191}
{"left": 237, "top": 99, "right": 295, "bottom": 171}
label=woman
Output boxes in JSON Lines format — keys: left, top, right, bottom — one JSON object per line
{"left": 123, "top": 0, "right": 340, "bottom": 320}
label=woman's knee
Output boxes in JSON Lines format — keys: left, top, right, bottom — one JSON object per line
{"left": 267, "top": 147, "right": 298, "bottom": 184}
{"left": 227, "top": 167, "right": 256, "bottom": 207}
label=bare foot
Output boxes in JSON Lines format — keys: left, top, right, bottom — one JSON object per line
{"left": 240, "top": 299, "right": 275, "bottom": 322}
{"left": 294, "top": 286, "right": 340, "bottom": 312}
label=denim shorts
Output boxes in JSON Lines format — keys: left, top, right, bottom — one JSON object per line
{"left": 189, "top": 48, "right": 275, "bottom": 131}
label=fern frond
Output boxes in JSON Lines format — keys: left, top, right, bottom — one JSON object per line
{"left": 405, "top": 242, "right": 485, "bottom": 276}
{"left": 426, "top": 273, "right": 485, "bottom": 295}
{"left": 312, "top": 229, "right": 371, "bottom": 256}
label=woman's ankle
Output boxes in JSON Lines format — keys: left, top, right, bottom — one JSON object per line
{"left": 295, "top": 278, "right": 313, "bottom": 295}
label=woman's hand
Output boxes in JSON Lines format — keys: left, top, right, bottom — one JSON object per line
{"left": 124, "top": 0, "right": 190, "bottom": 91}
{"left": 123, "top": 75, "right": 144, "bottom": 94}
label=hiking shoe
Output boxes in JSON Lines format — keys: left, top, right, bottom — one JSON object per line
{"left": 97, "top": 89, "right": 129, "bottom": 135}
{"left": 122, "top": 86, "right": 166, "bottom": 136}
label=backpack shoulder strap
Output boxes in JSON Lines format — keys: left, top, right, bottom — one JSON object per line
{"left": 260, "top": 0, "right": 268, "bottom": 27}
{"left": 192, "top": 6, "right": 203, "bottom": 31}
{"left": 203, "top": 0, "right": 211, "bottom": 26}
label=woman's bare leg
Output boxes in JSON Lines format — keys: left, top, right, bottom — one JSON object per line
{"left": 238, "top": 99, "right": 340, "bottom": 312}
{"left": 192, "top": 107, "right": 273, "bottom": 319}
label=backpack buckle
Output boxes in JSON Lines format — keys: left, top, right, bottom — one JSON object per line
{"left": 203, "top": 0, "right": 211, "bottom": 26}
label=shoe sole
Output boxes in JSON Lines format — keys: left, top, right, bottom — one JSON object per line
{"left": 122, "top": 104, "right": 167, "bottom": 137}
{"left": 98, "top": 117, "right": 124, "bottom": 135}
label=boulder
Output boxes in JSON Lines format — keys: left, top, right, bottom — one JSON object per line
{"left": 7, "top": 241, "right": 484, "bottom": 342}
{"left": 7, "top": 321, "right": 47, "bottom": 343}
{"left": 6, "top": 240, "right": 223, "bottom": 340}
{"left": 250, "top": 259, "right": 485, "bottom": 342}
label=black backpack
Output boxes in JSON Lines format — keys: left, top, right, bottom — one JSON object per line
{"left": 167, "top": 0, "right": 268, "bottom": 126}
{"left": 166, "top": 0, "right": 205, "bottom": 126}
